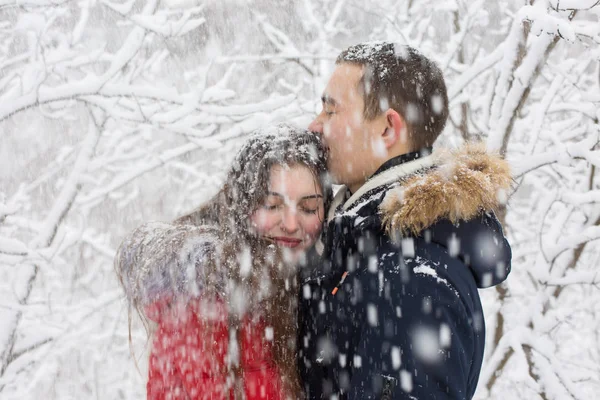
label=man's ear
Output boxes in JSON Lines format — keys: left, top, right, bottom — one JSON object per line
{"left": 381, "top": 109, "right": 406, "bottom": 149}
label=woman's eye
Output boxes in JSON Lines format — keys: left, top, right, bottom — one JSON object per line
{"left": 299, "top": 198, "right": 322, "bottom": 213}
{"left": 263, "top": 204, "right": 281, "bottom": 210}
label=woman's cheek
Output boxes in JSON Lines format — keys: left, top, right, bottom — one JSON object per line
{"left": 302, "top": 215, "right": 323, "bottom": 240}
{"left": 251, "top": 210, "right": 277, "bottom": 235}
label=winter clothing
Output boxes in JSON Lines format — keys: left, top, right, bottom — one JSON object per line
{"left": 146, "top": 296, "right": 287, "bottom": 400}
{"left": 298, "top": 144, "right": 512, "bottom": 399}
{"left": 115, "top": 224, "right": 290, "bottom": 400}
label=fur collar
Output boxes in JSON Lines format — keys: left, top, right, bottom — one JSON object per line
{"left": 380, "top": 143, "right": 511, "bottom": 236}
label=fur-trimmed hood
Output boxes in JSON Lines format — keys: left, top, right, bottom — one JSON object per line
{"left": 325, "top": 143, "right": 512, "bottom": 288}
{"left": 380, "top": 143, "right": 511, "bottom": 236}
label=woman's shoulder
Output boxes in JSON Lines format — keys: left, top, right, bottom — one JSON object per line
{"left": 117, "top": 222, "right": 226, "bottom": 320}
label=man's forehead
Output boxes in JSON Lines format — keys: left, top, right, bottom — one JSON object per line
{"left": 322, "top": 63, "right": 364, "bottom": 104}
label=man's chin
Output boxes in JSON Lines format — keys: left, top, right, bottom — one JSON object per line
{"left": 328, "top": 169, "right": 352, "bottom": 187}
{"left": 326, "top": 165, "right": 344, "bottom": 185}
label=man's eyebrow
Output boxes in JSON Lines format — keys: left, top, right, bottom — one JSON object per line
{"left": 321, "top": 95, "right": 337, "bottom": 106}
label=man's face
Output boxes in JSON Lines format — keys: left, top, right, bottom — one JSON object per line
{"left": 308, "top": 63, "right": 387, "bottom": 190}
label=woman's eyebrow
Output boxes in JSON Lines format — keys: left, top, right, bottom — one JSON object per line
{"left": 267, "top": 191, "right": 323, "bottom": 200}
{"left": 300, "top": 194, "right": 324, "bottom": 200}
{"left": 267, "top": 192, "right": 323, "bottom": 201}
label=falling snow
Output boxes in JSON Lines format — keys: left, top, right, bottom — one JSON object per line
{"left": 1, "top": 1, "right": 599, "bottom": 400}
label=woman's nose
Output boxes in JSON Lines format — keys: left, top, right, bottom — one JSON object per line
{"left": 280, "top": 209, "right": 299, "bottom": 233}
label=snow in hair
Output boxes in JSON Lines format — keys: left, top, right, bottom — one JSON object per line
{"left": 232, "top": 124, "right": 326, "bottom": 172}
{"left": 115, "top": 222, "right": 221, "bottom": 306}
{"left": 227, "top": 124, "right": 328, "bottom": 214}
{"left": 338, "top": 42, "right": 422, "bottom": 80}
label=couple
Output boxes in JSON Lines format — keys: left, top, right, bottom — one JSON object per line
{"left": 115, "top": 42, "right": 512, "bottom": 399}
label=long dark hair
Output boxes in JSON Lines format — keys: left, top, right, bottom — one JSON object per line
{"left": 180, "top": 125, "right": 330, "bottom": 398}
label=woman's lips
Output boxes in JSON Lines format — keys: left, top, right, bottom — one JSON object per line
{"left": 270, "top": 237, "right": 302, "bottom": 248}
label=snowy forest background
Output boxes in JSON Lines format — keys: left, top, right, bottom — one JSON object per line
{"left": 1, "top": 0, "right": 599, "bottom": 398}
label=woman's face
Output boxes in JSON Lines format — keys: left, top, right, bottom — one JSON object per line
{"left": 251, "top": 164, "right": 325, "bottom": 261}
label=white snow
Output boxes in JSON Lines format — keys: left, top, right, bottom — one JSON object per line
{"left": 440, "top": 323, "right": 451, "bottom": 348}
{"left": 368, "top": 255, "right": 379, "bottom": 273}
{"left": 391, "top": 346, "right": 401, "bottom": 369}
{"left": 367, "top": 303, "right": 378, "bottom": 327}
{"left": 0, "top": 236, "right": 28, "bottom": 255}
{"left": 400, "top": 369, "right": 413, "bottom": 393}
{"left": 264, "top": 326, "right": 274, "bottom": 341}
{"left": 237, "top": 246, "right": 252, "bottom": 277}
{"left": 303, "top": 284, "right": 311, "bottom": 299}
{"left": 413, "top": 264, "right": 459, "bottom": 297}
{"left": 412, "top": 325, "right": 442, "bottom": 364}
{"left": 401, "top": 238, "right": 415, "bottom": 258}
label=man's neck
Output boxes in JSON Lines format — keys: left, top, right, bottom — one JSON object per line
{"left": 348, "top": 148, "right": 431, "bottom": 194}
{"left": 348, "top": 181, "right": 365, "bottom": 194}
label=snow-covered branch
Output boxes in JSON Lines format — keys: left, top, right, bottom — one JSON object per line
{"left": 544, "top": 226, "right": 600, "bottom": 261}
{"left": 448, "top": 46, "right": 504, "bottom": 103}
{"left": 510, "top": 134, "right": 600, "bottom": 177}
{"left": 543, "top": 271, "right": 600, "bottom": 286}
{"left": 32, "top": 118, "right": 101, "bottom": 248}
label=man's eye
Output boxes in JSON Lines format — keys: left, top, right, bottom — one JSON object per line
{"left": 325, "top": 110, "right": 335, "bottom": 116}
{"left": 300, "top": 207, "right": 318, "bottom": 214}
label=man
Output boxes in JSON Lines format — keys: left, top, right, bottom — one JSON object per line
{"left": 298, "top": 42, "right": 512, "bottom": 399}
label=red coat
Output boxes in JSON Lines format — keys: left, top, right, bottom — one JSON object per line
{"left": 145, "top": 297, "right": 288, "bottom": 400}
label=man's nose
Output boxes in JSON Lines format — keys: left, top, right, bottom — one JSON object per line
{"left": 308, "top": 115, "right": 323, "bottom": 134}
{"left": 280, "top": 208, "right": 299, "bottom": 233}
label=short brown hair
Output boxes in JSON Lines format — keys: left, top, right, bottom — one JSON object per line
{"left": 337, "top": 42, "right": 449, "bottom": 149}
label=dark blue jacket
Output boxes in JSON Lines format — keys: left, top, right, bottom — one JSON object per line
{"left": 298, "top": 146, "right": 512, "bottom": 399}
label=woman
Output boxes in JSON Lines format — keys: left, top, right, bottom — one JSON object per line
{"left": 115, "top": 125, "right": 330, "bottom": 399}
